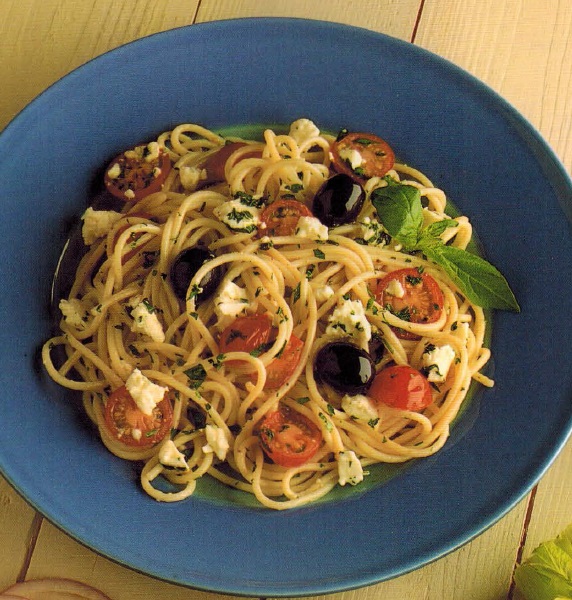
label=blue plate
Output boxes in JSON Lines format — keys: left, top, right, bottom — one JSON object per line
{"left": 0, "top": 18, "right": 571, "bottom": 596}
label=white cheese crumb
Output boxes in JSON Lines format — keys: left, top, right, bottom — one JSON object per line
{"left": 341, "top": 394, "right": 379, "bottom": 421}
{"left": 338, "top": 146, "right": 363, "bottom": 170}
{"left": 81, "top": 207, "right": 122, "bottom": 245}
{"left": 295, "top": 215, "right": 329, "bottom": 241}
{"left": 131, "top": 428, "right": 142, "bottom": 441}
{"left": 213, "top": 198, "right": 261, "bottom": 233}
{"left": 326, "top": 299, "right": 372, "bottom": 343}
{"left": 107, "top": 162, "right": 121, "bottom": 179}
{"left": 125, "top": 368, "right": 167, "bottom": 416}
{"left": 214, "top": 280, "right": 251, "bottom": 320}
{"left": 179, "top": 165, "right": 207, "bottom": 190}
{"left": 202, "top": 424, "right": 230, "bottom": 461}
{"left": 422, "top": 344, "right": 456, "bottom": 382}
{"left": 385, "top": 278, "right": 405, "bottom": 298}
{"left": 314, "top": 284, "right": 335, "bottom": 303}
{"left": 360, "top": 216, "right": 387, "bottom": 246}
{"left": 288, "top": 118, "right": 320, "bottom": 144}
{"left": 130, "top": 300, "right": 165, "bottom": 343}
{"left": 338, "top": 450, "right": 364, "bottom": 486}
{"left": 159, "top": 440, "right": 189, "bottom": 471}
{"left": 59, "top": 298, "right": 87, "bottom": 330}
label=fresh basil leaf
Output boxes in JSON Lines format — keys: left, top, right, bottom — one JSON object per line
{"left": 422, "top": 219, "right": 459, "bottom": 238}
{"left": 423, "top": 244, "right": 520, "bottom": 311}
{"left": 371, "top": 184, "right": 423, "bottom": 250}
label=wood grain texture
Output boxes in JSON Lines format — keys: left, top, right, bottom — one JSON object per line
{"left": 0, "top": 0, "right": 200, "bottom": 130}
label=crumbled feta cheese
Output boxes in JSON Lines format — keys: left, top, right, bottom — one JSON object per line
{"left": 159, "top": 439, "right": 189, "bottom": 471}
{"left": 202, "top": 424, "right": 229, "bottom": 461}
{"left": 214, "top": 280, "right": 251, "bottom": 319}
{"left": 326, "top": 299, "right": 372, "bottom": 343}
{"left": 81, "top": 207, "right": 122, "bottom": 245}
{"left": 338, "top": 146, "right": 363, "bottom": 170}
{"left": 213, "top": 198, "right": 261, "bottom": 233}
{"left": 145, "top": 141, "right": 161, "bottom": 162}
{"left": 131, "top": 428, "right": 142, "bottom": 441}
{"left": 295, "top": 215, "right": 328, "bottom": 241}
{"left": 338, "top": 450, "right": 364, "bottom": 486}
{"left": 59, "top": 298, "right": 87, "bottom": 330}
{"left": 314, "top": 284, "right": 335, "bottom": 303}
{"left": 124, "top": 189, "right": 136, "bottom": 200}
{"left": 107, "top": 162, "right": 121, "bottom": 179}
{"left": 422, "top": 344, "right": 456, "bottom": 382}
{"left": 341, "top": 394, "right": 379, "bottom": 421}
{"left": 130, "top": 300, "right": 165, "bottom": 343}
{"left": 360, "top": 216, "right": 388, "bottom": 246}
{"left": 385, "top": 278, "right": 405, "bottom": 298}
{"left": 125, "top": 368, "right": 167, "bottom": 416}
{"left": 179, "top": 165, "right": 207, "bottom": 190}
{"left": 288, "top": 118, "right": 320, "bottom": 144}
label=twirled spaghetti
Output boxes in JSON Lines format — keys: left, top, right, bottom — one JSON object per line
{"left": 42, "top": 119, "right": 502, "bottom": 509}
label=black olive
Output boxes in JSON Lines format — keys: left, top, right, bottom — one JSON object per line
{"left": 313, "top": 341, "right": 375, "bottom": 395}
{"left": 312, "top": 174, "right": 365, "bottom": 227}
{"left": 170, "top": 247, "right": 224, "bottom": 303}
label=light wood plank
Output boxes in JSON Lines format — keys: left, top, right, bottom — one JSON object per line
{"left": 0, "top": 476, "right": 39, "bottom": 590}
{"left": 195, "top": 0, "right": 422, "bottom": 40}
{"left": 512, "top": 438, "right": 572, "bottom": 600}
{"left": 0, "top": 0, "right": 200, "bottom": 131}
{"left": 415, "top": 0, "right": 572, "bottom": 173}
{"left": 27, "top": 518, "right": 252, "bottom": 600}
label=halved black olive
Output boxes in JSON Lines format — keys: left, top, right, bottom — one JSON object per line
{"left": 312, "top": 174, "right": 365, "bottom": 227}
{"left": 170, "top": 247, "right": 224, "bottom": 303}
{"left": 313, "top": 341, "right": 375, "bottom": 395}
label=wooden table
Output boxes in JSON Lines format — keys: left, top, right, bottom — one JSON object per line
{"left": 1, "top": 2, "right": 571, "bottom": 598}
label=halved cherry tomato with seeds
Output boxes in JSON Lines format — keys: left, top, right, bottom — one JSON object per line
{"left": 104, "top": 144, "right": 171, "bottom": 201}
{"left": 265, "top": 333, "right": 304, "bottom": 389}
{"left": 375, "top": 267, "right": 444, "bottom": 340}
{"left": 260, "top": 199, "right": 313, "bottom": 237}
{"left": 369, "top": 364, "right": 433, "bottom": 412}
{"left": 103, "top": 385, "right": 173, "bottom": 448}
{"left": 331, "top": 131, "right": 395, "bottom": 182}
{"left": 257, "top": 404, "right": 322, "bottom": 467}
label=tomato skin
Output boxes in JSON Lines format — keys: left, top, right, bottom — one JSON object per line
{"left": 257, "top": 405, "right": 322, "bottom": 467}
{"left": 265, "top": 334, "right": 304, "bottom": 390}
{"left": 369, "top": 365, "right": 433, "bottom": 412}
{"left": 331, "top": 132, "right": 395, "bottom": 182}
{"left": 219, "top": 315, "right": 303, "bottom": 389}
{"left": 260, "top": 199, "right": 313, "bottom": 237}
{"left": 103, "top": 385, "right": 173, "bottom": 448}
{"left": 104, "top": 145, "right": 171, "bottom": 201}
{"left": 219, "top": 314, "right": 273, "bottom": 355}
{"left": 375, "top": 267, "right": 444, "bottom": 340}
{"left": 202, "top": 142, "right": 248, "bottom": 184}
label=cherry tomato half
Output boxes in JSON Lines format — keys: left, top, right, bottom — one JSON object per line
{"left": 265, "top": 333, "right": 304, "bottom": 390}
{"left": 260, "top": 199, "right": 313, "bottom": 237}
{"left": 219, "top": 314, "right": 273, "bottom": 355}
{"left": 375, "top": 267, "right": 444, "bottom": 340}
{"left": 219, "top": 315, "right": 303, "bottom": 389}
{"left": 257, "top": 405, "right": 323, "bottom": 467}
{"left": 331, "top": 132, "right": 395, "bottom": 182}
{"left": 103, "top": 385, "right": 173, "bottom": 448}
{"left": 369, "top": 365, "right": 433, "bottom": 412}
{"left": 104, "top": 144, "right": 172, "bottom": 201}
{"left": 202, "top": 142, "right": 249, "bottom": 184}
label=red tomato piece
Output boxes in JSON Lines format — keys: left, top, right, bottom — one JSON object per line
{"left": 265, "top": 333, "right": 304, "bottom": 390}
{"left": 103, "top": 385, "right": 173, "bottom": 448}
{"left": 104, "top": 144, "right": 171, "bottom": 201}
{"left": 219, "top": 314, "right": 273, "bottom": 355}
{"left": 369, "top": 365, "right": 433, "bottom": 412}
{"left": 202, "top": 142, "right": 253, "bottom": 184}
{"left": 331, "top": 131, "right": 395, "bottom": 182}
{"left": 257, "top": 405, "right": 323, "bottom": 467}
{"left": 260, "top": 199, "right": 313, "bottom": 237}
{"left": 375, "top": 267, "right": 444, "bottom": 340}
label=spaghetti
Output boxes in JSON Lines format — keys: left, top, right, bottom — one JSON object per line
{"left": 42, "top": 119, "right": 501, "bottom": 509}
